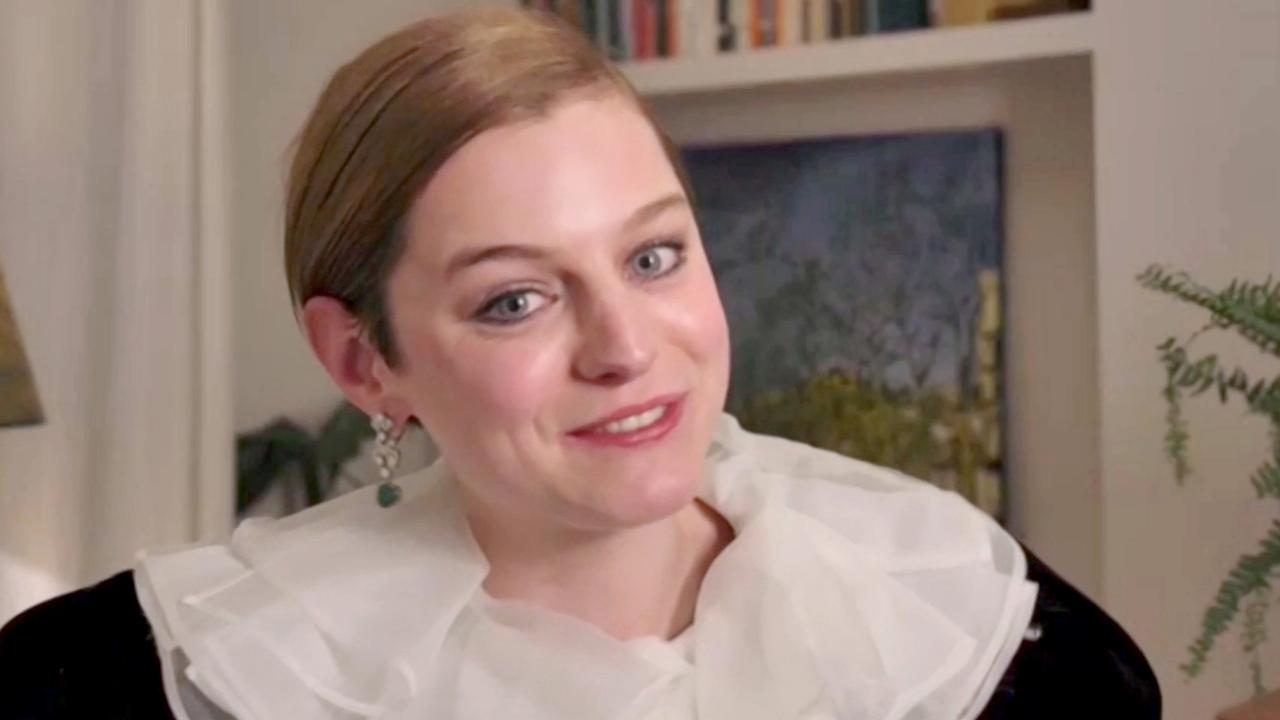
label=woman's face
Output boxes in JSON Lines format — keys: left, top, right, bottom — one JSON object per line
{"left": 378, "top": 93, "right": 730, "bottom": 532}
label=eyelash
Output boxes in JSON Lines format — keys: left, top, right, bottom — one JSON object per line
{"left": 473, "top": 237, "right": 688, "bottom": 326}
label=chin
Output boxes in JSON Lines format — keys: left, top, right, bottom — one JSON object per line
{"left": 595, "top": 466, "right": 704, "bottom": 528}
{"left": 588, "top": 422, "right": 716, "bottom": 529}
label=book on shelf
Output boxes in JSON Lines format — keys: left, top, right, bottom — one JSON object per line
{"left": 865, "top": 0, "right": 929, "bottom": 33}
{"left": 989, "top": 0, "right": 1089, "bottom": 20}
{"left": 781, "top": 0, "right": 802, "bottom": 45}
{"left": 728, "top": 0, "right": 749, "bottom": 51}
{"left": 519, "top": 0, "right": 1089, "bottom": 62}
{"left": 751, "top": 0, "right": 770, "bottom": 48}
{"left": 640, "top": 0, "right": 651, "bottom": 58}
{"left": 935, "top": 0, "right": 1089, "bottom": 25}
{"left": 934, "top": 0, "right": 993, "bottom": 26}
{"left": 803, "top": 0, "right": 837, "bottom": 43}
{"left": 829, "top": 0, "right": 863, "bottom": 37}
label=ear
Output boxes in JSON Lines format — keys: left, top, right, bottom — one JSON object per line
{"left": 301, "top": 296, "right": 409, "bottom": 422}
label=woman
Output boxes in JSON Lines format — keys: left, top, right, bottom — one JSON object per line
{"left": 0, "top": 8, "right": 1158, "bottom": 719}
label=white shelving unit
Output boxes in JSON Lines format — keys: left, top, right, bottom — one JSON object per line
{"left": 621, "top": 12, "right": 1095, "bottom": 96}
{"left": 624, "top": 12, "right": 1105, "bottom": 604}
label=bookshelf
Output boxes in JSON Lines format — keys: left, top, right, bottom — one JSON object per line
{"left": 621, "top": 12, "right": 1095, "bottom": 96}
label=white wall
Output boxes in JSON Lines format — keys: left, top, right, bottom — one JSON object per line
{"left": 0, "top": 0, "right": 234, "bottom": 621}
{"left": 1093, "top": 1, "right": 1280, "bottom": 717}
{"left": 227, "top": 0, "right": 508, "bottom": 433}
{"left": 0, "top": 1, "right": 103, "bottom": 615}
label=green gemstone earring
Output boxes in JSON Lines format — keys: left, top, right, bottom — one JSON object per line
{"left": 371, "top": 413, "right": 402, "bottom": 508}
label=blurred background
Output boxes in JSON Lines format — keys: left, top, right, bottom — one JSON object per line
{"left": 1, "top": 1, "right": 1277, "bottom": 718}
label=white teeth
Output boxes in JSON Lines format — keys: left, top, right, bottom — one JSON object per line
{"left": 600, "top": 405, "right": 667, "bottom": 434}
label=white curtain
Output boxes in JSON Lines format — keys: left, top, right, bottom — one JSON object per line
{"left": 0, "top": 0, "right": 233, "bottom": 622}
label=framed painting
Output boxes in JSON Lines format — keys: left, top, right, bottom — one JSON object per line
{"left": 683, "top": 129, "right": 1006, "bottom": 518}
{"left": 0, "top": 267, "right": 43, "bottom": 428}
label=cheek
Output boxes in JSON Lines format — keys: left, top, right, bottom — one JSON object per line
{"left": 415, "top": 332, "right": 567, "bottom": 431}
{"left": 669, "top": 266, "right": 732, "bottom": 371}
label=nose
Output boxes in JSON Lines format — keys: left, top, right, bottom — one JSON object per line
{"left": 571, "top": 287, "right": 655, "bottom": 386}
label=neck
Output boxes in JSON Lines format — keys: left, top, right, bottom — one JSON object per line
{"left": 465, "top": 493, "right": 733, "bottom": 641}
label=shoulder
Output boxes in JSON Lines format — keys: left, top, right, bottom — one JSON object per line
{"left": 978, "top": 546, "right": 1162, "bottom": 719}
{"left": 0, "top": 570, "right": 174, "bottom": 719}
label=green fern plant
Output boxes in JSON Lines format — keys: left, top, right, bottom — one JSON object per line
{"left": 1138, "top": 265, "right": 1280, "bottom": 694}
{"left": 235, "top": 401, "right": 375, "bottom": 515}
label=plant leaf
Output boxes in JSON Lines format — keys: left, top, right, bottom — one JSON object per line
{"left": 1138, "top": 265, "right": 1280, "bottom": 359}
{"left": 316, "top": 402, "right": 377, "bottom": 495}
{"left": 1182, "top": 520, "right": 1280, "bottom": 678}
{"left": 235, "top": 419, "right": 315, "bottom": 513}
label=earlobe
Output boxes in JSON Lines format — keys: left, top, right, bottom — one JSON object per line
{"left": 301, "top": 296, "right": 386, "bottom": 416}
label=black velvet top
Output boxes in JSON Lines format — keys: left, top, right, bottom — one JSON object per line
{"left": 0, "top": 545, "right": 1158, "bottom": 719}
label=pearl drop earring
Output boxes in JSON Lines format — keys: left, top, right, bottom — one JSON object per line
{"left": 371, "top": 413, "right": 402, "bottom": 508}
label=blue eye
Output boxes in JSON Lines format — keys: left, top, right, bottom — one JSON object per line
{"left": 476, "top": 289, "right": 549, "bottom": 325}
{"left": 630, "top": 240, "right": 686, "bottom": 279}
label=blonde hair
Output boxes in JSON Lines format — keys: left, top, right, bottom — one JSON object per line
{"left": 285, "top": 8, "right": 690, "bottom": 365}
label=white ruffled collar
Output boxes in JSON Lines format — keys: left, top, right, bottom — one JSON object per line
{"left": 135, "top": 414, "right": 1036, "bottom": 720}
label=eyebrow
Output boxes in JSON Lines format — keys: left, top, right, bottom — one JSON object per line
{"left": 443, "top": 193, "right": 688, "bottom": 279}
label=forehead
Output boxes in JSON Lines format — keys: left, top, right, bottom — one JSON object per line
{"left": 402, "top": 94, "right": 684, "bottom": 268}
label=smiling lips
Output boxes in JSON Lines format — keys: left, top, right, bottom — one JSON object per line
{"left": 567, "top": 392, "right": 687, "bottom": 448}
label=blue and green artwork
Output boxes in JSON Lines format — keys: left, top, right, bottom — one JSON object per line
{"left": 683, "top": 129, "right": 1006, "bottom": 518}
